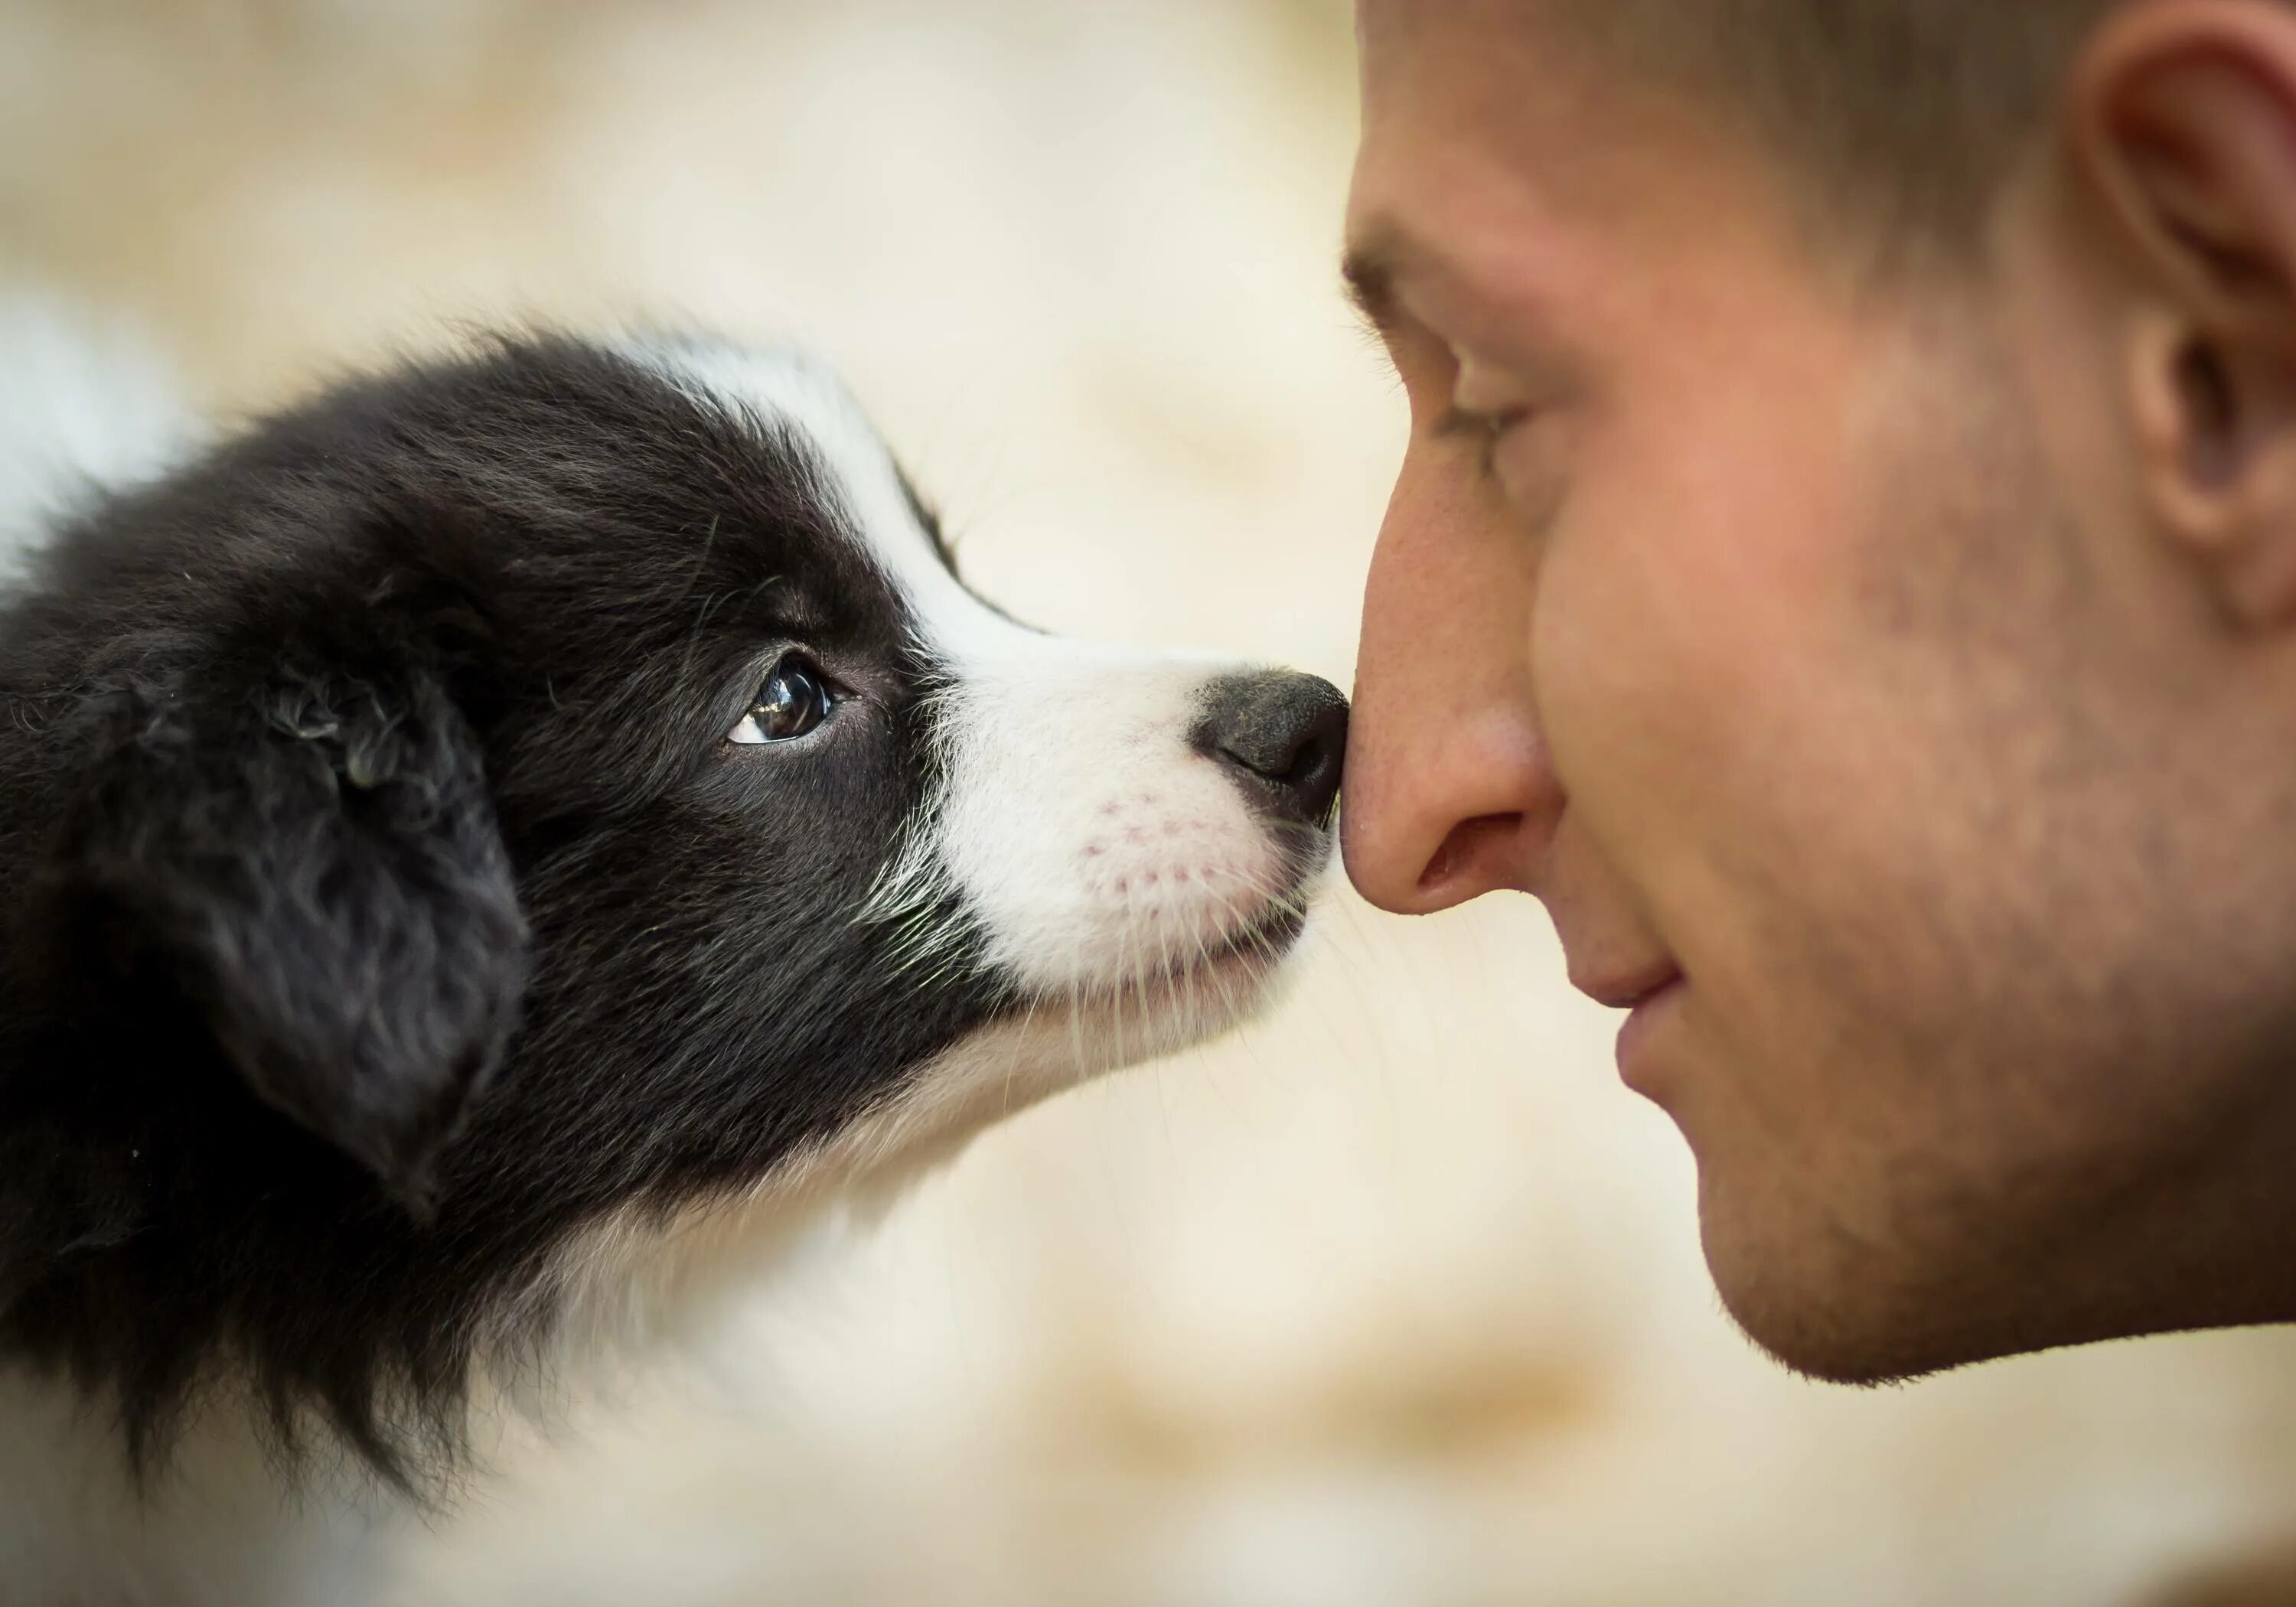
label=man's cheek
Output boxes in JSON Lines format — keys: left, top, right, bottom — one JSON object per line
{"left": 1529, "top": 497, "right": 1752, "bottom": 875}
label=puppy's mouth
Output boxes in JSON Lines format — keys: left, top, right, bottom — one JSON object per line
{"left": 1062, "top": 888, "right": 1314, "bottom": 1009}
{"left": 1192, "top": 901, "right": 1309, "bottom": 973}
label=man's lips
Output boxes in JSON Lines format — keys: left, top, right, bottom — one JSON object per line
{"left": 1613, "top": 972, "right": 1687, "bottom": 1097}
{"left": 1575, "top": 963, "right": 1684, "bottom": 1012}
{"left": 1562, "top": 941, "right": 1688, "bottom": 1096}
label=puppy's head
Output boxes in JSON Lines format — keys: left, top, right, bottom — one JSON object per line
{"left": 3, "top": 334, "right": 1339, "bottom": 1472}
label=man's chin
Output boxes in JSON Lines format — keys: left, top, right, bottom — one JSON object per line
{"left": 1697, "top": 1194, "right": 2043, "bottom": 1387}
{"left": 1714, "top": 1289, "right": 1976, "bottom": 1389}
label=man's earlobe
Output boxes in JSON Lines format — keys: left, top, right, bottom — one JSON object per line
{"left": 2076, "top": 2, "right": 2296, "bottom": 624}
{"left": 2125, "top": 315, "right": 2296, "bottom": 621}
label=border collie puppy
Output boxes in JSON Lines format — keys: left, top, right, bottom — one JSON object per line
{"left": 0, "top": 324, "right": 1343, "bottom": 1605}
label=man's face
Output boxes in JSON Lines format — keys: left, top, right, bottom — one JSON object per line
{"left": 1342, "top": 1, "right": 2296, "bottom": 1380}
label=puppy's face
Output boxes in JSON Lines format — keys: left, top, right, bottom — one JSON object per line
{"left": 6, "top": 334, "right": 1339, "bottom": 1462}
{"left": 456, "top": 340, "right": 1344, "bottom": 1226}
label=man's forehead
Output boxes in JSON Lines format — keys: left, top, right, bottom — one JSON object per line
{"left": 1342, "top": 103, "right": 1581, "bottom": 340}
{"left": 1346, "top": 0, "right": 1595, "bottom": 246}
{"left": 1345, "top": 8, "right": 1773, "bottom": 333}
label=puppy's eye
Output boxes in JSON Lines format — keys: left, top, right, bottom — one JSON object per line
{"left": 730, "top": 658, "right": 834, "bottom": 745}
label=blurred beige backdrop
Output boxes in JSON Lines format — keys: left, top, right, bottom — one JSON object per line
{"left": 8, "top": 3, "right": 2296, "bottom": 1603}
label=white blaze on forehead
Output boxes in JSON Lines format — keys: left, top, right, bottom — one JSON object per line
{"left": 628, "top": 338, "right": 1011, "bottom": 660}
{"left": 628, "top": 338, "right": 1305, "bottom": 998}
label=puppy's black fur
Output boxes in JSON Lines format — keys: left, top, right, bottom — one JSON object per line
{"left": 0, "top": 336, "right": 1005, "bottom": 1485}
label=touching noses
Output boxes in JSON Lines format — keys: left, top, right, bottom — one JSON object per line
{"left": 1340, "top": 448, "right": 1558, "bottom": 915}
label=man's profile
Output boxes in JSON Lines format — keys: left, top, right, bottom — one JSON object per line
{"left": 1339, "top": 0, "right": 2296, "bottom": 1384}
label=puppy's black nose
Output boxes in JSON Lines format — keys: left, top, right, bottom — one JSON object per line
{"left": 1195, "top": 670, "right": 1349, "bottom": 828}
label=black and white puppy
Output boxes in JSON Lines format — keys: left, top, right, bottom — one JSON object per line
{"left": 0, "top": 328, "right": 1342, "bottom": 1605}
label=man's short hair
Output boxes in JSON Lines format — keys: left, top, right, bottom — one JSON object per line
{"left": 1548, "top": 0, "right": 2122, "bottom": 261}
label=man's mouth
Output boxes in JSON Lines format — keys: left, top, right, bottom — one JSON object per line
{"left": 1612, "top": 971, "right": 1688, "bottom": 1097}
{"left": 1578, "top": 963, "right": 1684, "bottom": 1013}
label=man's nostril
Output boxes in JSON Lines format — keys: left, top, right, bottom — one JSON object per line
{"left": 1419, "top": 813, "right": 1524, "bottom": 894}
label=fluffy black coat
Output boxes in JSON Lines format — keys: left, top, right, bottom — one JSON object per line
{"left": 0, "top": 336, "right": 1005, "bottom": 1485}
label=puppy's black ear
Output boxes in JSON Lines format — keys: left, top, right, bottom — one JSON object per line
{"left": 70, "top": 656, "right": 529, "bottom": 1212}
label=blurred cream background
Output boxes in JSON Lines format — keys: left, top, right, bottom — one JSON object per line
{"left": 8, "top": 3, "right": 2296, "bottom": 1603}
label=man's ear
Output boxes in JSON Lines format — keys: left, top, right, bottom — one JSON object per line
{"left": 70, "top": 653, "right": 530, "bottom": 1214}
{"left": 2073, "top": 0, "right": 2296, "bottom": 624}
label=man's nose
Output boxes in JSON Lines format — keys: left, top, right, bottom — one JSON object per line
{"left": 1343, "top": 711, "right": 1558, "bottom": 914}
{"left": 1340, "top": 449, "right": 1560, "bottom": 915}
